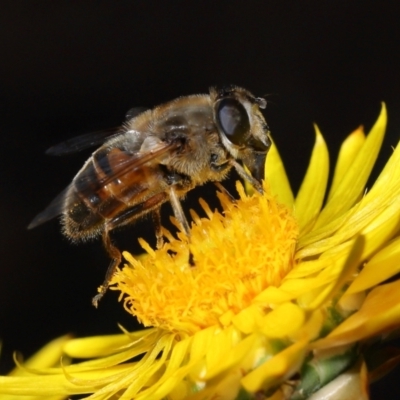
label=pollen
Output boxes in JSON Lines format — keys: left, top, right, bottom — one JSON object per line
{"left": 112, "top": 183, "right": 299, "bottom": 334}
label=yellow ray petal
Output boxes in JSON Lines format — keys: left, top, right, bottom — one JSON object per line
{"left": 189, "top": 326, "right": 220, "bottom": 370}
{"left": 128, "top": 339, "right": 193, "bottom": 400}
{"left": 205, "top": 326, "right": 241, "bottom": 373}
{"left": 259, "top": 302, "right": 305, "bottom": 338}
{"left": 312, "top": 280, "right": 400, "bottom": 349}
{"left": 346, "top": 236, "right": 400, "bottom": 294}
{"left": 3, "top": 336, "right": 71, "bottom": 400}
{"left": 241, "top": 339, "right": 308, "bottom": 393}
{"left": 313, "top": 103, "right": 387, "bottom": 229}
{"left": 327, "top": 126, "right": 365, "bottom": 201}
{"left": 294, "top": 125, "right": 329, "bottom": 233}
{"left": 204, "top": 333, "right": 270, "bottom": 379}
{"left": 184, "top": 369, "right": 243, "bottom": 400}
{"left": 297, "top": 141, "right": 400, "bottom": 259}
{"left": 63, "top": 330, "right": 154, "bottom": 358}
{"left": 265, "top": 138, "right": 294, "bottom": 208}
{"left": 9, "top": 335, "right": 70, "bottom": 377}
{"left": 302, "top": 236, "right": 364, "bottom": 310}
{"left": 0, "top": 366, "right": 130, "bottom": 397}
{"left": 357, "top": 198, "right": 400, "bottom": 259}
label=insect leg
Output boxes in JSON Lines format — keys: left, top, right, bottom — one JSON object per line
{"left": 213, "top": 181, "right": 237, "bottom": 203}
{"left": 168, "top": 186, "right": 190, "bottom": 236}
{"left": 229, "top": 160, "right": 264, "bottom": 194}
{"left": 92, "top": 229, "right": 122, "bottom": 307}
{"left": 92, "top": 192, "right": 168, "bottom": 307}
{"left": 151, "top": 209, "right": 164, "bottom": 249}
{"left": 167, "top": 186, "right": 195, "bottom": 266}
{"left": 93, "top": 188, "right": 191, "bottom": 306}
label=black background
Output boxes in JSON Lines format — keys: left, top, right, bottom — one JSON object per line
{"left": 1, "top": 1, "right": 399, "bottom": 397}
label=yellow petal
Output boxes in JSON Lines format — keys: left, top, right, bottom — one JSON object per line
{"left": 327, "top": 126, "right": 366, "bottom": 201}
{"left": 136, "top": 339, "right": 193, "bottom": 400}
{"left": 184, "top": 369, "right": 243, "bottom": 400}
{"left": 253, "top": 286, "right": 297, "bottom": 305}
{"left": 312, "top": 280, "right": 400, "bottom": 349}
{"left": 63, "top": 330, "right": 152, "bottom": 358}
{"left": 201, "top": 369, "right": 242, "bottom": 400}
{"left": 291, "top": 308, "right": 324, "bottom": 342}
{"left": 3, "top": 336, "right": 71, "bottom": 400}
{"left": 313, "top": 103, "right": 387, "bottom": 229}
{"left": 232, "top": 305, "right": 264, "bottom": 334}
{"left": 297, "top": 139, "right": 400, "bottom": 259}
{"left": 358, "top": 198, "right": 400, "bottom": 260}
{"left": 204, "top": 333, "right": 271, "bottom": 379}
{"left": 304, "top": 236, "right": 364, "bottom": 310}
{"left": 0, "top": 367, "right": 128, "bottom": 396}
{"left": 205, "top": 326, "right": 241, "bottom": 373}
{"left": 348, "top": 236, "right": 400, "bottom": 295}
{"left": 9, "top": 335, "right": 70, "bottom": 376}
{"left": 188, "top": 326, "right": 222, "bottom": 380}
{"left": 294, "top": 125, "right": 329, "bottom": 233}
{"left": 241, "top": 339, "right": 308, "bottom": 393}
{"left": 259, "top": 303, "right": 305, "bottom": 338}
{"left": 265, "top": 138, "right": 294, "bottom": 208}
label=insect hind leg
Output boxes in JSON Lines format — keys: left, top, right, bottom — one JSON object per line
{"left": 151, "top": 209, "right": 164, "bottom": 249}
{"left": 92, "top": 193, "right": 169, "bottom": 307}
{"left": 92, "top": 229, "right": 122, "bottom": 307}
{"left": 92, "top": 187, "right": 192, "bottom": 306}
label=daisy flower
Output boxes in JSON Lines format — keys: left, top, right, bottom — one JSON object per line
{"left": 1, "top": 103, "right": 400, "bottom": 399}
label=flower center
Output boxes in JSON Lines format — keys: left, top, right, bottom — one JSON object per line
{"left": 112, "top": 184, "right": 299, "bottom": 334}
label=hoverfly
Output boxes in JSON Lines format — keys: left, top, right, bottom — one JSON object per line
{"left": 29, "top": 85, "right": 271, "bottom": 306}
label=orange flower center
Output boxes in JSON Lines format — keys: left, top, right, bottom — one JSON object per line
{"left": 112, "top": 184, "right": 299, "bottom": 334}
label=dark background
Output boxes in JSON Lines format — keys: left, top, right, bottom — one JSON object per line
{"left": 1, "top": 1, "right": 399, "bottom": 397}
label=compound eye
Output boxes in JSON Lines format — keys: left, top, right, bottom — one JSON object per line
{"left": 216, "top": 98, "right": 250, "bottom": 146}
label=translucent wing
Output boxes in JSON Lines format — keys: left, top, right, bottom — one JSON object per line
{"left": 28, "top": 140, "right": 179, "bottom": 229}
{"left": 125, "top": 107, "right": 148, "bottom": 121}
{"left": 27, "top": 186, "right": 72, "bottom": 228}
{"left": 46, "top": 107, "right": 149, "bottom": 156}
{"left": 46, "top": 127, "right": 122, "bottom": 156}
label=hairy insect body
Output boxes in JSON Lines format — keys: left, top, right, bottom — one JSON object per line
{"left": 29, "top": 86, "right": 271, "bottom": 305}
{"left": 64, "top": 96, "right": 230, "bottom": 239}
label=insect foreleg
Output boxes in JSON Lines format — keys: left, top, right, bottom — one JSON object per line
{"left": 229, "top": 159, "right": 264, "bottom": 194}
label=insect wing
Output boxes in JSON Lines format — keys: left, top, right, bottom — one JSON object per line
{"left": 124, "top": 107, "right": 149, "bottom": 121}
{"left": 27, "top": 186, "right": 71, "bottom": 229}
{"left": 46, "top": 108, "right": 149, "bottom": 156}
{"left": 91, "top": 140, "right": 179, "bottom": 190}
{"left": 28, "top": 140, "right": 179, "bottom": 229}
{"left": 46, "top": 127, "right": 122, "bottom": 156}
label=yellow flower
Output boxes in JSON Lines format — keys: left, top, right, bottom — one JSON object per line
{"left": 2, "top": 104, "right": 400, "bottom": 399}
